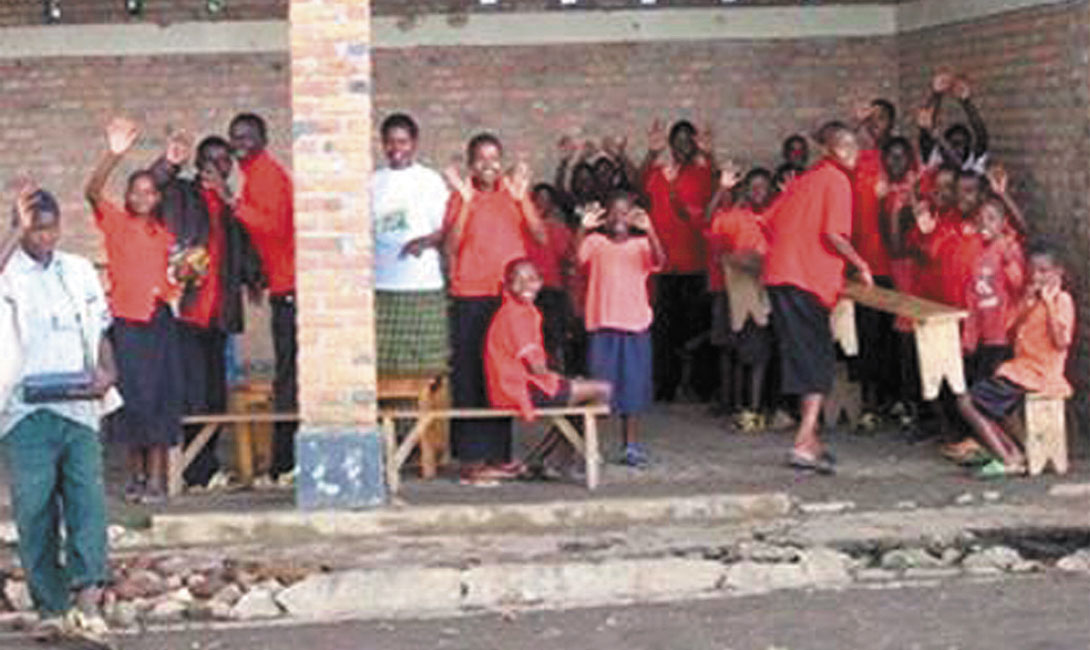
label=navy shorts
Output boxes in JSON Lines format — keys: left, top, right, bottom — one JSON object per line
{"left": 530, "top": 379, "right": 572, "bottom": 408}
{"left": 969, "top": 375, "right": 1026, "bottom": 420}
{"left": 768, "top": 285, "right": 835, "bottom": 396}
{"left": 588, "top": 328, "right": 652, "bottom": 415}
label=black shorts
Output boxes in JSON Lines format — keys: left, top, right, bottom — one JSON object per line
{"left": 768, "top": 284, "right": 835, "bottom": 396}
{"left": 530, "top": 379, "right": 572, "bottom": 408}
{"left": 711, "top": 293, "right": 773, "bottom": 366}
{"left": 969, "top": 375, "right": 1026, "bottom": 420}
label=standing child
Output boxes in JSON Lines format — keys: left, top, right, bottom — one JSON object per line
{"left": 707, "top": 167, "right": 775, "bottom": 429}
{"left": 444, "top": 133, "right": 546, "bottom": 484}
{"left": 956, "top": 240, "right": 1073, "bottom": 477}
{"left": 577, "top": 192, "right": 665, "bottom": 467}
{"left": 84, "top": 118, "right": 182, "bottom": 504}
{"left": 484, "top": 258, "right": 611, "bottom": 481}
{"left": 763, "top": 121, "right": 873, "bottom": 474}
{"left": 528, "top": 183, "right": 575, "bottom": 371}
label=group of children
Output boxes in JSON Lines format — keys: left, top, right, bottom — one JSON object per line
{"left": 418, "top": 70, "right": 1074, "bottom": 483}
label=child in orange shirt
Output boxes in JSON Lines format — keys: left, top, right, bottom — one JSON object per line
{"left": 577, "top": 191, "right": 666, "bottom": 467}
{"left": 956, "top": 240, "right": 1073, "bottom": 477}
{"left": 707, "top": 167, "right": 774, "bottom": 428}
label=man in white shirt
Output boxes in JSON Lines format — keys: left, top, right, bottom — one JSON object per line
{"left": 0, "top": 189, "right": 116, "bottom": 648}
{"left": 371, "top": 113, "right": 451, "bottom": 376}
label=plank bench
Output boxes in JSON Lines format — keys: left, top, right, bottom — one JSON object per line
{"left": 1024, "top": 392, "right": 1069, "bottom": 476}
{"left": 833, "top": 280, "right": 969, "bottom": 400}
{"left": 379, "top": 404, "right": 611, "bottom": 495}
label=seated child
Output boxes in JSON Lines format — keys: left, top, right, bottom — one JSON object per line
{"left": 484, "top": 258, "right": 611, "bottom": 483}
{"left": 707, "top": 167, "right": 774, "bottom": 429}
{"left": 577, "top": 191, "right": 666, "bottom": 467}
{"left": 956, "top": 239, "right": 1073, "bottom": 477}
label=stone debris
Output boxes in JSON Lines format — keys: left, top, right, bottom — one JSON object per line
{"left": 230, "top": 588, "right": 283, "bottom": 621}
{"left": 954, "top": 493, "right": 975, "bottom": 506}
{"left": 1056, "top": 550, "right": 1090, "bottom": 574}
{"left": 3, "top": 578, "right": 32, "bottom": 612}
{"left": 798, "top": 501, "right": 855, "bottom": 515}
{"left": 960, "top": 545, "right": 1023, "bottom": 571}
{"left": 880, "top": 548, "right": 944, "bottom": 571}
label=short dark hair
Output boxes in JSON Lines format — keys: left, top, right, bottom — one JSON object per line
{"left": 11, "top": 189, "right": 60, "bottom": 228}
{"left": 196, "top": 135, "right": 230, "bottom": 165}
{"left": 606, "top": 188, "right": 634, "bottom": 208}
{"left": 871, "top": 98, "right": 897, "bottom": 124}
{"left": 881, "top": 136, "right": 912, "bottom": 158}
{"left": 229, "top": 113, "right": 268, "bottom": 143}
{"left": 814, "top": 120, "right": 852, "bottom": 147}
{"left": 1026, "top": 235, "right": 1062, "bottom": 266}
{"left": 957, "top": 169, "right": 988, "bottom": 194}
{"left": 743, "top": 167, "right": 772, "bottom": 187}
{"left": 935, "top": 162, "right": 960, "bottom": 178}
{"left": 503, "top": 256, "right": 536, "bottom": 283}
{"left": 773, "top": 162, "right": 804, "bottom": 186}
{"left": 669, "top": 120, "right": 696, "bottom": 143}
{"left": 945, "top": 123, "right": 972, "bottom": 143}
{"left": 466, "top": 132, "right": 502, "bottom": 163}
{"left": 381, "top": 113, "right": 419, "bottom": 140}
{"left": 781, "top": 134, "right": 808, "bottom": 160}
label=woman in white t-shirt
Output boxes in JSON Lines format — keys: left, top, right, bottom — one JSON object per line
{"left": 372, "top": 113, "right": 451, "bottom": 375}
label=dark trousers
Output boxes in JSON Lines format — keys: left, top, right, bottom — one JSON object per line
{"left": 535, "top": 287, "right": 570, "bottom": 372}
{"left": 854, "top": 275, "right": 901, "bottom": 405}
{"left": 450, "top": 296, "right": 510, "bottom": 464}
{"left": 271, "top": 294, "right": 298, "bottom": 477}
{"left": 652, "top": 274, "right": 712, "bottom": 401}
{"left": 178, "top": 322, "right": 227, "bottom": 486}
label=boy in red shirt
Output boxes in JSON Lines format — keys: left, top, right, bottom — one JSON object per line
{"left": 443, "top": 133, "right": 546, "bottom": 484}
{"left": 707, "top": 167, "right": 774, "bottom": 428}
{"left": 577, "top": 192, "right": 666, "bottom": 467}
{"left": 228, "top": 112, "right": 298, "bottom": 484}
{"left": 483, "top": 259, "right": 611, "bottom": 484}
{"left": 956, "top": 241, "right": 1073, "bottom": 476}
{"left": 764, "top": 121, "right": 873, "bottom": 474}
{"left": 640, "top": 119, "right": 716, "bottom": 402}
{"left": 529, "top": 183, "right": 574, "bottom": 371}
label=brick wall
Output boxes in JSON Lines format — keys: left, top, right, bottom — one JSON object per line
{"left": 898, "top": 0, "right": 1090, "bottom": 430}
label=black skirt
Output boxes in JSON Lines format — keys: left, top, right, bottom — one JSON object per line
{"left": 111, "top": 303, "right": 183, "bottom": 447}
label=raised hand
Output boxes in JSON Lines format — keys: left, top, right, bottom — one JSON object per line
{"left": 627, "top": 207, "right": 652, "bottom": 231}
{"left": 914, "top": 203, "right": 937, "bottom": 235}
{"left": 854, "top": 100, "right": 876, "bottom": 123}
{"left": 165, "top": 129, "right": 194, "bottom": 166}
{"left": 931, "top": 72, "right": 955, "bottom": 94}
{"left": 106, "top": 117, "right": 140, "bottom": 156}
{"left": 503, "top": 159, "right": 532, "bottom": 200}
{"left": 719, "top": 160, "right": 742, "bottom": 190}
{"left": 602, "top": 135, "right": 627, "bottom": 159}
{"left": 557, "top": 135, "right": 578, "bottom": 161}
{"left": 647, "top": 119, "right": 667, "bottom": 154}
{"left": 986, "top": 164, "right": 1008, "bottom": 196}
{"left": 695, "top": 122, "right": 715, "bottom": 154}
{"left": 875, "top": 178, "right": 891, "bottom": 200}
{"left": 200, "top": 164, "right": 234, "bottom": 204}
{"left": 579, "top": 202, "right": 606, "bottom": 230}
{"left": 916, "top": 106, "right": 935, "bottom": 132}
{"left": 13, "top": 181, "right": 37, "bottom": 231}
{"left": 663, "top": 162, "right": 679, "bottom": 184}
{"left": 443, "top": 165, "right": 474, "bottom": 202}
{"left": 578, "top": 140, "right": 598, "bottom": 161}
{"left": 952, "top": 77, "right": 971, "bottom": 101}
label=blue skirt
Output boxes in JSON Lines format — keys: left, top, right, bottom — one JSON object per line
{"left": 587, "top": 328, "right": 652, "bottom": 416}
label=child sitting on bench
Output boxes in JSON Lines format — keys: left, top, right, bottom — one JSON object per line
{"left": 480, "top": 258, "right": 611, "bottom": 485}
{"left": 956, "top": 239, "right": 1073, "bottom": 478}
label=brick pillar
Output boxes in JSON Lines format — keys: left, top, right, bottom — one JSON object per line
{"left": 290, "top": 0, "right": 383, "bottom": 509}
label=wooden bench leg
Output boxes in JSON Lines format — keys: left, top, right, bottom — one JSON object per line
{"left": 913, "top": 319, "right": 966, "bottom": 400}
{"left": 1025, "top": 395, "right": 1068, "bottom": 476}
{"left": 583, "top": 412, "right": 600, "bottom": 490}
{"left": 167, "top": 445, "right": 184, "bottom": 497}
{"left": 419, "top": 381, "right": 438, "bottom": 480}
{"left": 236, "top": 418, "right": 255, "bottom": 487}
{"left": 382, "top": 417, "right": 399, "bottom": 495}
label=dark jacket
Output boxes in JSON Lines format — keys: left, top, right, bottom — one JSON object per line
{"left": 150, "top": 157, "right": 263, "bottom": 333}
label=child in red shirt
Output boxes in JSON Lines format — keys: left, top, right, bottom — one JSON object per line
{"left": 957, "top": 241, "right": 1073, "bottom": 476}
{"left": 707, "top": 167, "right": 773, "bottom": 428}
{"left": 483, "top": 259, "right": 611, "bottom": 484}
{"left": 443, "top": 133, "right": 546, "bottom": 483}
{"left": 577, "top": 192, "right": 666, "bottom": 467}
{"left": 529, "top": 183, "right": 574, "bottom": 371}
{"left": 85, "top": 118, "right": 182, "bottom": 504}
{"left": 764, "top": 121, "right": 873, "bottom": 474}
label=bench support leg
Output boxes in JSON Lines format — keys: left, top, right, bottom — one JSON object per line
{"left": 167, "top": 445, "right": 184, "bottom": 497}
{"left": 583, "top": 412, "right": 600, "bottom": 490}
{"left": 1025, "top": 396, "right": 1068, "bottom": 476}
{"left": 914, "top": 319, "right": 966, "bottom": 400}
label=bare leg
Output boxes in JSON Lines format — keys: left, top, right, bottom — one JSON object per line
{"left": 127, "top": 447, "right": 145, "bottom": 481}
{"left": 569, "top": 379, "right": 612, "bottom": 406}
{"left": 147, "top": 445, "right": 167, "bottom": 492}
{"left": 622, "top": 415, "right": 639, "bottom": 447}
{"left": 956, "top": 395, "right": 1025, "bottom": 467}
{"left": 794, "top": 393, "right": 824, "bottom": 457}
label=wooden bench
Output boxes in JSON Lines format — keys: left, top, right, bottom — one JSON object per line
{"left": 168, "top": 412, "right": 301, "bottom": 497}
{"left": 379, "top": 404, "right": 610, "bottom": 495}
{"left": 377, "top": 374, "right": 450, "bottom": 479}
{"left": 832, "top": 280, "right": 969, "bottom": 400}
{"left": 1024, "top": 393, "right": 1069, "bottom": 476}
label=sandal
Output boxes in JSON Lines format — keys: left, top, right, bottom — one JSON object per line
{"left": 940, "top": 438, "right": 984, "bottom": 463}
{"left": 122, "top": 475, "right": 146, "bottom": 504}
{"left": 786, "top": 450, "right": 836, "bottom": 475}
{"left": 974, "top": 459, "right": 1026, "bottom": 480}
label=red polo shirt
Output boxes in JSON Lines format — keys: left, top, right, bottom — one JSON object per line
{"left": 706, "top": 206, "right": 767, "bottom": 292}
{"left": 527, "top": 219, "right": 572, "bottom": 290}
{"left": 94, "top": 200, "right": 175, "bottom": 323}
{"left": 179, "top": 189, "right": 227, "bottom": 328}
{"left": 485, "top": 295, "right": 563, "bottom": 421}
{"left": 763, "top": 160, "right": 854, "bottom": 309}
{"left": 852, "top": 149, "right": 891, "bottom": 277}
{"left": 644, "top": 161, "right": 713, "bottom": 274}
{"left": 235, "top": 150, "right": 295, "bottom": 296}
{"left": 444, "top": 188, "right": 531, "bottom": 298}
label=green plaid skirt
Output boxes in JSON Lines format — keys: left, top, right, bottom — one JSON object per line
{"left": 376, "top": 290, "right": 450, "bottom": 375}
